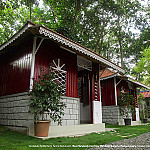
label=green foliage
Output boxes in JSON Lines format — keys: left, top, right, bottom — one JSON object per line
{"left": 118, "top": 93, "right": 135, "bottom": 118}
{"left": 29, "top": 67, "right": 66, "bottom": 125}
{"left": 133, "top": 46, "right": 150, "bottom": 86}
{"left": 0, "top": 0, "right": 149, "bottom": 75}
{"left": 138, "top": 93, "right": 144, "bottom": 105}
{"left": 138, "top": 93, "right": 149, "bottom": 119}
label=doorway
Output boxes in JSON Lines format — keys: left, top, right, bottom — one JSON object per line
{"left": 78, "top": 70, "right": 92, "bottom": 124}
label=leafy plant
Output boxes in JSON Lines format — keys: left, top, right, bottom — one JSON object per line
{"left": 133, "top": 46, "right": 150, "bottom": 86}
{"left": 29, "top": 67, "right": 66, "bottom": 125}
{"left": 118, "top": 93, "right": 135, "bottom": 118}
{"left": 138, "top": 93, "right": 148, "bottom": 119}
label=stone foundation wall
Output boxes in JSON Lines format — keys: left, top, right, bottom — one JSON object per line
{"left": 0, "top": 92, "right": 34, "bottom": 133}
{"left": 102, "top": 105, "right": 120, "bottom": 124}
{"left": 0, "top": 93, "right": 80, "bottom": 134}
{"left": 50, "top": 96, "right": 80, "bottom": 126}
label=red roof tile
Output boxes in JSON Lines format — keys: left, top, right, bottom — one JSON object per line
{"left": 140, "top": 91, "right": 150, "bottom": 98}
{"left": 100, "top": 69, "right": 117, "bottom": 78}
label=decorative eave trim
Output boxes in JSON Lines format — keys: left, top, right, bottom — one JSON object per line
{"left": 0, "top": 22, "right": 124, "bottom": 73}
{"left": 0, "top": 22, "right": 34, "bottom": 51}
{"left": 101, "top": 73, "right": 150, "bottom": 89}
{"left": 39, "top": 27, "right": 125, "bottom": 73}
{"left": 128, "top": 78, "right": 150, "bottom": 89}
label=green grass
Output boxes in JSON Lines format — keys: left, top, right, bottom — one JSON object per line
{"left": 0, "top": 123, "right": 150, "bottom": 150}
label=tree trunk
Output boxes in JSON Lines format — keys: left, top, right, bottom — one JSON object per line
{"left": 30, "top": 0, "right": 32, "bottom": 20}
{"left": 95, "top": 9, "right": 105, "bottom": 54}
{"left": 47, "top": 1, "right": 57, "bottom": 25}
{"left": 71, "top": 0, "right": 81, "bottom": 31}
{"left": 117, "top": 16, "right": 124, "bottom": 68}
{"left": 106, "top": 37, "right": 110, "bottom": 59}
{"left": 118, "top": 35, "right": 124, "bottom": 67}
{"left": 95, "top": 30, "right": 104, "bottom": 53}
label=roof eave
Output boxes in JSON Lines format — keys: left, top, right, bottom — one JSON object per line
{"left": 0, "top": 22, "right": 125, "bottom": 73}
{"left": 128, "top": 78, "right": 150, "bottom": 89}
{"left": 0, "top": 21, "right": 34, "bottom": 51}
{"left": 100, "top": 73, "right": 118, "bottom": 80}
{"left": 39, "top": 26, "right": 125, "bottom": 73}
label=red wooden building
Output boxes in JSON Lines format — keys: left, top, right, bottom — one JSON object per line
{"left": 100, "top": 69, "right": 150, "bottom": 125}
{"left": 0, "top": 21, "right": 125, "bottom": 136}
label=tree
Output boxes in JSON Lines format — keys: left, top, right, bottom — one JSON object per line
{"left": 22, "top": 0, "right": 39, "bottom": 20}
{"left": 133, "top": 46, "right": 150, "bottom": 86}
{"left": 0, "top": 0, "right": 21, "bottom": 44}
{"left": 0, "top": 0, "right": 47, "bottom": 44}
{"left": 0, "top": 0, "right": 149, "bottom": 75}
{"left": 110, "top": 0, "right": 142, "bottom": 68}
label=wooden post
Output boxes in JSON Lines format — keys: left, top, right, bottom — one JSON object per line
{"left": 30, "top": 37, "right": 37, "bottom": 90}
{"left": 114, "top": 77, "right": 118, "bottom": 106}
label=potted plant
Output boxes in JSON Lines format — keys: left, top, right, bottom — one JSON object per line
{"left": 118, "top": 92, "right": 135, "bottom": 125}
{"left": 29, "top": 67, "right": 66, "bottom": 137}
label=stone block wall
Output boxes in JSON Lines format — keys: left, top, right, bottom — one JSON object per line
{"left": 0, "top": 92, "right": 34, "bottom": 133}
{"left": 0, "top": 93, "right": 80, "bottom": 134}
{"left": 50, "top": 96, "right": 80, "bottom": 126}
{"left": 102, "top": 105, "right": 120, "bottom": 124}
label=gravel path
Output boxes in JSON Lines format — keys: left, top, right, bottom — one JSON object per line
{"left": 89, "top": 132, "right": 150, "bottom": 150}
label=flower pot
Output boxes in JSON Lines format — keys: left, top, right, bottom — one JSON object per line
{"left": 124, "top": 118, "right": 131, "bottom": 126}
{"left": 34, "top": 121, "right": 50, "bottom": 137}
{"left": 143, "top": 119, "right": 148, "bottom": 123}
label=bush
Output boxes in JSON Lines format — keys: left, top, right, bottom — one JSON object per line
{"left": 29, "top": 67, "right": 66, "bottom": 125}
{"left": 118, "top": 93, "right": 135, "bottom": 118}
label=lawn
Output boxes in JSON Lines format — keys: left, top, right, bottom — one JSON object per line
{"left": 0, "top": 123, "right": 150, "bottom": 150}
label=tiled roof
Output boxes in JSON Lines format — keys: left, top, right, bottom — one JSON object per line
{"left": 140, "top": 91, "right": 150, "bottom": 98}
{"left": 100, "top": 69, "right": 150, "bottom": 89}
{"left": 100, "top": 69, "right": 117, "bottom": 78}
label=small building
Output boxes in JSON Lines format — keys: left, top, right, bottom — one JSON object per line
{"left": 139, "top": 90, "right": 150, "bottom": 119}
{"left": 100, "top": 69, "right": 150, "bottom": 125}
{"left": 140, "top": 91, "right": 150, "bottom": 99}
{"left": 0, "top": 21, "right": 124, "bottom": 136}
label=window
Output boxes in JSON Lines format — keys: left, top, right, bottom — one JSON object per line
{"left": 50, "top": 58, "right": 66, "bottom": 95}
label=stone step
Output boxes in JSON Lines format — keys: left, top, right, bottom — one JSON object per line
{"left": 48, "top": 123, "right": 105, "bottom": 138}
{"left": 131, "top": 121, "right": 142, "bottom": 126}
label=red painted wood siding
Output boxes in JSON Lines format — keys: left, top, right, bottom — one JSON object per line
{"left": 101, "top": 78, "right": 115, "bottom": 106}
{"left": 34, "top": 40, "right": 78, "bottom": 98}
{"left": 0, "top": 40, "right": 32, "bottom": 96}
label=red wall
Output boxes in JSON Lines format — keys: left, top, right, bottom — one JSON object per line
{"left": 0, "top": 38, "right": 78, "bottom": 97}
{"left": 0, "top": 39, "right": 32, "bottom": 96}
{"left": 101, "top": 78, "right": 115, "bottom": 106}
{"left": 34, "top": 40, "right": 78, "bottom": 98}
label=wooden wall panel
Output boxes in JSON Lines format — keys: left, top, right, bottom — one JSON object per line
{"left": 0, "top": 39, "right": 32, "bottom": 96}
{"left": 34, "top": 40, "right": 78, "bottom": 98}
{"left": 101, "top": 78, "right": 115, "bottom": 106}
